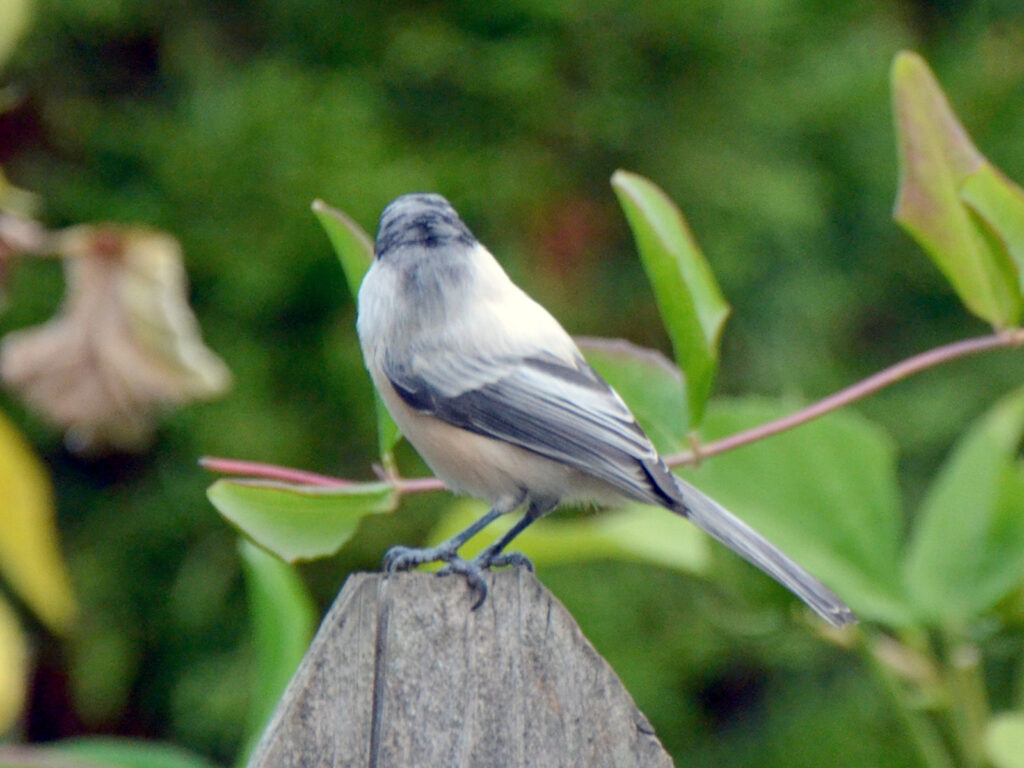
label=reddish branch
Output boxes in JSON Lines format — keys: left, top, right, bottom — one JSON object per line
{"left": 201, "top": 330, "right": 1024, "bottom": 491}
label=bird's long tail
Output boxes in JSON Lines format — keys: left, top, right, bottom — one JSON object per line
{"left": 669, "top": 475, "right": 856, "bottom": 628}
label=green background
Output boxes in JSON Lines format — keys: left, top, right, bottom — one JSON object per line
{"left": 2, "top": 0, "right": 1024, "bottom": 765}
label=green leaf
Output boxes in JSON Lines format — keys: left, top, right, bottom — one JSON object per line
{"left": 48, "top": 737, "right": 221, "bottom": 768}
{"left": 67, "top": 617, "right": 137, "bottom": 726}
{"left": 987, "top": 713, "right": 1024, "bottom": 768}
{"left": 207, "top": 479, "right": 397, "bottom": 562}
{"left": 680, "top": 397, "right": 911, "bottom": 625}
{"left": 312, "top": 199, "right": 400, "bottom": 463}
{"left": 577, "top": 337, "right": 689, "bottom": 453}
{"left": 426, "top": 498, "right": 709, "bottom": 575}
{"left": 960, "top": 164, "right": 1024, "bottom": 294}
{"left": 903, "top": 387, "right": 1024, "bottom": 625}
{"left": 370, "top": 391, "right": 402, "bottom": 472}
{"left": 312, "top": 198, "right": 374, "bottom": 298}
{"left": 236, "top": 541, "right": 316, "bottom": 768}
{"left": 891, "top": 51, "right": 1021, "bottom": 328}
{"left": 611, "top": 170, "right": 730, "bottom": 426}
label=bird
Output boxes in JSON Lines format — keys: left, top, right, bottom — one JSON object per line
{"left": 356, "top": 192, "right": 855, "bottom": 628}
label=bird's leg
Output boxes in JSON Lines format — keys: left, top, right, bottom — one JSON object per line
{"left": 471, "top": 500, "right": 551, "bottom": 571}
{"left": 382, "top": 505, "right": 505, "bottom": 573}
{"left": 383, "top": 495, "right": 531, "bottom": 609}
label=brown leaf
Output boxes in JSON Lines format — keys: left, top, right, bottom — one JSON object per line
{"left": 1, "top": 225, "right": 232, "bottom": 452}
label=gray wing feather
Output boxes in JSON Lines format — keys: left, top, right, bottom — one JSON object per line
{"left": 386, "top": 348, "right": 857, "bottom": 627}
{"left": 385, "top": 349, "right": 679, "bottom": 505}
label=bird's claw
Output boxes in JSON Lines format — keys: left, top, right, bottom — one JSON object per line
{"left": 383, "top": 544, "right": 533, "bottom": 610}
{"left": 441, "top": 549, "right": 534, "bottom": 609}
{"left": 437, "top": 556, "right": 489, "bottom": 610}
{"left": 382, "top": 544, "right": 455, "bottom": 573}
{"left": 480, "top": 550, "right": 534, "bottom": 572}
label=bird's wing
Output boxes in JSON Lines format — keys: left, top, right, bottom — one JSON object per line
{"left": 383, "top": 348, "right": 682, "bottom": 506}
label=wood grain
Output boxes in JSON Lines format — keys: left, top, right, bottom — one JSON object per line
{"left": 246, "top": 568, "right": 674, "bottom": 768}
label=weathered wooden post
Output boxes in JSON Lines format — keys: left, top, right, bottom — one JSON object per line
{"left": 246, "top": 569, "right": 674, "bottom": 767}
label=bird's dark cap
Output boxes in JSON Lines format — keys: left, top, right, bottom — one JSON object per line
{"left": 375, "top": 193, "right": 476, "bottom": 258}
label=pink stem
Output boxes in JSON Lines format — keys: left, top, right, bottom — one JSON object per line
{"left": 202, "top": 331, "right": 1024, "bottom": 491}
{"left": 394, "top": 476, "right": 446, "bottom": 493}
{"left": 198, "top": 457, "right": 352, "bottom": 487}
{"left": 199, "top": 455, "right": 448, "bottom": 494}
{"left": 663, "top": 330, "right": 1024, "bottom": 467}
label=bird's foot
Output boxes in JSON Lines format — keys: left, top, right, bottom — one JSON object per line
{"left": 435, "top": 548, "right": 535, "bottom": 609}
{"left": 382, "top": 543, "right": 457, "bottom": 573}
{"left": 477, "top": 549, "right": 534, "bottom": 572}
{"left": 383, "top": 543, "right": 534, "bottom": 611}
{"left": 382, "top": 544, "right": 489, "bottom": 608}
{"left": 437, "top": 556, "right": 489, "bottom": 610}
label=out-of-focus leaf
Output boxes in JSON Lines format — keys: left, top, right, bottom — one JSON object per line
{"left": 371, "top": 393, "right": 401, "bottom": 470}
{"left": 0, "top": 225, "right": 232, "bottom": 453}
{"left": 611, "top": 170, "right": 730, "bottom": 427}
{"left": 0, "top": 175, "right": 45, "bottom": 309}
{"left": 311, "top": 198, "right": 373, "bottom": 299}
{"left": 50, "top": 737, "right": 221, "bottom": 768}
{"left": 0, "top": 0, "right": 31, "bottom": 73}
{"left": 986, "top": 713, "right": 1024, "bottom": 768}
{"left": 0, "top": 594, "right": 29, "bottom": 735}
{"left": 207, "top": 479, "right": 397, "bottom": 562}
{"left": 577, "top": 337, "right": 689, "bottom": 454}
{"left": 594, "top": 505, "right": 709, "bottom": 572}
{"left": 679, "top": 397, "right": 911, "bottom": 625}
{"left": 0, "top": 169, "right": 41, "bottom": 218}
{"left": 68, "top": 617, "right": 138, "bottom": 727}
{"left": 0, "top": 744, "right": 103, "bottom": 767}
{"left": 236, "top": 540, "right": 316, "bottom": 768}
{"left": 312, "top": 199, "right": 400, "bottom": 464}
{"left": 960, "top": 165, "right": 1024, "bottom": 293}
{"left": 426, "top": 498, "right": 709, "bottom": 575}
{"left": 0, "top": 410, "right": 75, "bottom": 631}
{"left": 903, "top": 387, "right": 1024, "bottom": 625}
{"left": 891, "top": 51, "right": 1021, "bottom": 328}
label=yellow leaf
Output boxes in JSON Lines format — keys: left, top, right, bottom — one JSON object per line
{"left": 0, "top": 167, "right": 42, "bottom": 218}
{"left": 0, "top": 593, "right": 30, "bottom": 734}
{"left": 0, "top": 410, "right": 76, "bottom": 631}
{"left": 0, "top": 0, "right": 32, "bottom": 74}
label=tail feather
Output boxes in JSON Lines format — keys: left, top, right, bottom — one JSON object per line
{"left": 670, "top": 476, "right": 856, "bottom": 628}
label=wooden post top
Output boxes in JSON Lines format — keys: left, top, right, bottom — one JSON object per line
{"left": 247, "top": 568, "right": 674, "bottom": 768}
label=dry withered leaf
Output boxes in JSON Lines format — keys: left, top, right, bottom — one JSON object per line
{"left": 1, "top": 224, "right": 232, "bottom": 453}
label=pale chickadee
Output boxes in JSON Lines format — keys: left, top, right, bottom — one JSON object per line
{"left": 357, "top": 193, "right": 855, "bottom": 628}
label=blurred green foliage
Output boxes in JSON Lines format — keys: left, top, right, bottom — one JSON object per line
{"left": 2, "top": 0, "right": 1024, "bottom": 766}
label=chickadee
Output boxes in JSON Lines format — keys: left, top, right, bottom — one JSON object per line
{"left": 357, "top": 193, "right": 855, "bottom": 627}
